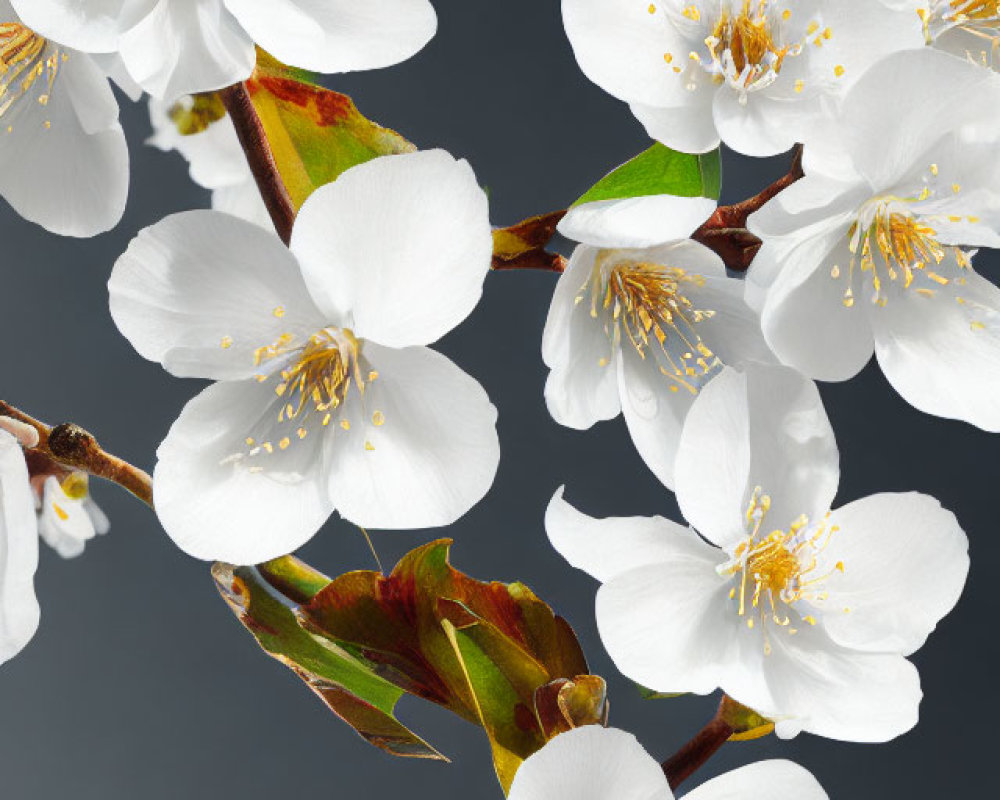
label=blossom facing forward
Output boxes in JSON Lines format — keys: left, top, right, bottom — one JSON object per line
{"left": 508, "top": 725, "right": 827, "bottom": 800}
{"left": 547, "top": 364, "right": 969, "bottom": 741}
{"left": 543, "top": 237, "right": 772, "bottom": 489}
{"left": 0, "top": 0, "right": 128, "bottom": 236}
{"left": 110, "top": 150, "right": 500, "bottom": 565}
{"left": 11, "top": 0, "right": 439, "bottom": 100}
{"left": 747, "top": 48, "right": 1000, "bottom": 430}
{"left": 561, "top": 0, "right": 924, "bottom": 156}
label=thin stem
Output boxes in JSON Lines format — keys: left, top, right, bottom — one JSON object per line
{"left": 661, "top": 701, "right": 735, "bottom": 790}
{"left": 0, "top": 401, "right": 154, "bottom": 509}
{"left": 219, "top": 82, "right": 296, "bottom": 245}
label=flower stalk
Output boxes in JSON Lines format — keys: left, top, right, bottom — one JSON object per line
{"left": 219, "top": 81, "right": 297, "bottom": 245}
{"left": 661, "top": 698, "right": 736, "bottom": 790}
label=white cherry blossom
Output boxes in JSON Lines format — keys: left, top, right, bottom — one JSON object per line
{"left": 561, "top": 0, "right": 925, "bottom": 156}
{"left": 544, "top": 223, "right": 773, "bottom": 489}
{"left": 546, "top": 364, "right": 969, "bottom": 741}
{"left": 10, "top": 0, "right": 438, "bottom": 101}
{"left": 747, "top": 48, "right": 1000, "bottom": 431}
{"left": 886, "top": 0, "right": 1000, "bottom": 69}
{"left": 508, "top": 726, "right": 827, "bottom": 800}
{"left": 109, "top": 150, "right": 499, "bottom": 565}
{"left": 36, "top": 473, "right": 110, "bottom": 559}
{"left": 0, "top": 0, "right": 127, "bottom": 236}
{"left": 0, "top": 427, "right": 40, "bottom": 666}
{"left": 148, "top": 95, "right": 271, "bottom": 231}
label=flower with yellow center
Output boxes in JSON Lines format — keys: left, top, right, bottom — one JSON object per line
{"left": 10, "top": 0, "right": 438, "bottom": 101}
{"left": 889, "top": 0, "right": 1000, "bottom": 69}
{"left": 748, "top": 48, "right": 1000, "bottom": 430}
{"left": 546, "top": 364, "right": 969, "bottom": 741}
{"left": 561, "top": 0, "right": 925, "bottom": 155}
{"left": 0, "top": 0, "right": 127, "bottom": 236}
{"left": 109, "top": 150, "right": 500, "bottom": 565}
{"left": 36, "top": 472, "right": 109, "bottom": 559}
{"left": 543, "top": 237, "right": 772, "bottom": 489}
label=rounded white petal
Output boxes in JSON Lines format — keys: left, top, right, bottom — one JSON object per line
{"left": 0, "top": 431, "right": 40, "bottom": 665}
{"left": 630, "top": 98, "right": 721, "bottom": 155}
{"left": 764, "top": 624, "right": 921, "bottom": 742}
{"left": 118, "top": 0, "right": 256, "bottom": 100}
{"left": 154, "top": 378, "right": 335, "bottom": 564}
{"left": 819, "top": 493, "right": 969, "bottom": 656}
{"left": 325, "top": 342, "right": 500, "bottom": 530}
{"left": 597, "top": 558, "right": 747, "bottom": 696}
{"left": 675, "top": 365, "right": 839, "bottom": 549}
{"left": 562, "top": 0, "right": 701, "bottom": 108}
{"left": 558, "top": 195, "right": 716, "bottom": 249}
{"left": 212, "top": 180, "right": 274, "bottom": 231}
{"left": 7, "top": 0, "right": 146, "bottom": 52}
{"left": 868, "top": 256, "right": 1000, "bottom": 431}
{"left": 711, "top": 90, "right": 806, "bottom": 159}
{"left": 109, "top": 211, "right": 327, "bottom": 381}
{"left": 0, "top": 48, "right": 127, "bottom": 237}
{"left": 509, "top": 726, "right": 672, "bottom": 800}
{"left": 542, "top": 245, "right": 622, "bottom": 430}
{"left": 291, "top": 150, "right": 493, "bottom": 348}
{"left": 684, "top": 760, "right": 828, "bottom": 800}
{"left": 545, "top": 486, "right": 716, "bottom": 584}
{"left": 224, "top": 0, "right": 437, "bottom": 73}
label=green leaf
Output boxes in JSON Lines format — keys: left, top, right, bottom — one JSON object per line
{"left": 572, "top": 143, "right": 722, "bottom": 207}
{"left": 637, "top": 684, "right": 688, "bottom": 701}
{"left": 214, "top": 541, "right": 606, "bottom": 792}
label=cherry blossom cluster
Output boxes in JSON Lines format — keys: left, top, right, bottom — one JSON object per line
{"left": 0, "top": 0, "right": 998, "bottom": 797}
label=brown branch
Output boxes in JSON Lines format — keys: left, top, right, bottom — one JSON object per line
{"left": 492, "top": 210, "right": 568, "bottom": 273}
{"left": 0, "top": 401, "right": 153, "bottom": 509}
{"left": 219, "top": 82, "right": 296, "bottom": 245}
{"left": 661, "top": 704, "right": 735, "bottom": 790}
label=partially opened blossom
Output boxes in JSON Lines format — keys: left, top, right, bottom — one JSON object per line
{"left": 36, "top": 473, "right": 110, "bottom": 559}
{"left": 547, "top": 364, "right": 969, "bottom": 741}
{"left": 508, "top": 725, "right": 827, "bottom": 800}
{"left": 887, "top": 0, "right": 1000, "bottom": 69}
{"left": 110, "top": 150, "right": 499, "bottom": 565}
{"left": 0, "top": 428, "right": 40, "bottom": 666}
{"left": 0, "top": 0, "right": 127, "bottom": 236}
{"left": 11, "top": 0, "right": 439, "bottom": 100}
{"left": 561, "top": 0, "right": 924, "bottom": 156}
{"left": 148, "top": 95, "right": 271, "bottom": 230}
{"left": 544, "top": 224, "right": 773, "bottom": 488}
{"left": 747, "top": 48, "right": 1000, "bottom": 430}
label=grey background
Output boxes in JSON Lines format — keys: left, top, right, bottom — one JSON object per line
{"left": 0, "top": 2, "right": 995, "bottom": 797}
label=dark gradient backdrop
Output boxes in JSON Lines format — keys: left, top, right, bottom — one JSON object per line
{"left": 1, "top": 3, "right": 995, "bottom": 798}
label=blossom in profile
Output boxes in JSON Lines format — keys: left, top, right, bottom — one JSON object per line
{"left": 508, "top": 725, "right": 827, "bottom": 800}
{"left": 747, "top": 48, "right": 1000, "bottom": 430}
{"left": 11, "top": 0, "right": 439, "bottom": 100}
{"left": 110, "top": 150, "right": 500, "bottom": 565}
{"left": 0, "top": 0, "right": 128, "bottom": 236}
{"left": 36, "top": 473, "right": 109, "bottom": 559}
{"left": 561, "top": 0, "right": 924, "bottom": 156}
{"left": 547, "top": 364, "right": 969, "bottom": 741}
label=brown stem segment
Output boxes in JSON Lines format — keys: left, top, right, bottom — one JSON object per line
{"left": 219, "top": 82, "right": 296, "bottom": 245}
{"left": 0, "top": 401, "right": 154, "bottom": 509}
{"left": 661, "top": 704, "right": 735, "bottom": 790}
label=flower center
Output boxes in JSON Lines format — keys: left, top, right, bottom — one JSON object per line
{"left": 718, "top": 488, "right": 846, "bottom": 654}
{"left": 707, "top": 2, "right": 793, "bottom": 86}
{"left": 585, "top": 257, "right": 721, "bottom": 394}
{"left": 0, "top": 22, "right": 62, "bottom": 127}
{"left": 925, "top": 0, "right": 1000, "bottom": 65}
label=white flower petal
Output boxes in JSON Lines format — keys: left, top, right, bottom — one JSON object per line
{"left": 0, "top": 47, "right": 127, "bottom": 237}
{"left": 37, "top": 476, "right": 98, "bottom": 560}
{"left": 224, "top": 0, "right": 437, "bottom": 73}
{"left": 764, "top": 624, "right": 921, "bottom": 742}
{"left": 508, "top": 726, "right": 672, "bottom": 800}
{"left": 675, "top": 365, "right": 839, "bottom": 549}
{"left": 684, "top": 760, "right": 828, "bottom": 800}
{"left": 819, "top": 493, "right": 968, "bottom": 656}
{"left": 0, "top": 431, "right": 40, "bottom": 665}
{"left": 630, "top": 98, "right": 720, "bottom": 155}
{"left": 118, "top": 0, "right": 255, "bottom": 100}
{"left": 154, "top": 378, "right": 335, "bottom": 564}
{"left": 212, "top": 180, "right": 273, "bottom": 231}
{"left": 711, "top": 90, "right": 805, "bottom": 159}
{"left": 542, "top": 246, "right": 622, "bottom": 430}
{"left": 868, "top": 255, "right": 1000, "bottom": 431}
{"left": 291, "top": 150, "right": 492, "bottom": 349}
{"left": 325, "top": 342, "right": 499, "bottom": 530}
{"left": 7, "top": 0, "right": 145, "bottom": 53}
{"left": 558, "top": 195, "right": 716, "bottom": 249}
{"left": 597, "top": 558, "right": 748, "bottom": 696}
{"left": 545, "top": 486, "right": 716, "bottom": 584}
{"left": 109, "top": 211, "right": 327, "bottom": 381}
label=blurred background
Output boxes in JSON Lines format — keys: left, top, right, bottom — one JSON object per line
{"left": 0, "top": 2, "right": 995, "bottom": 797}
